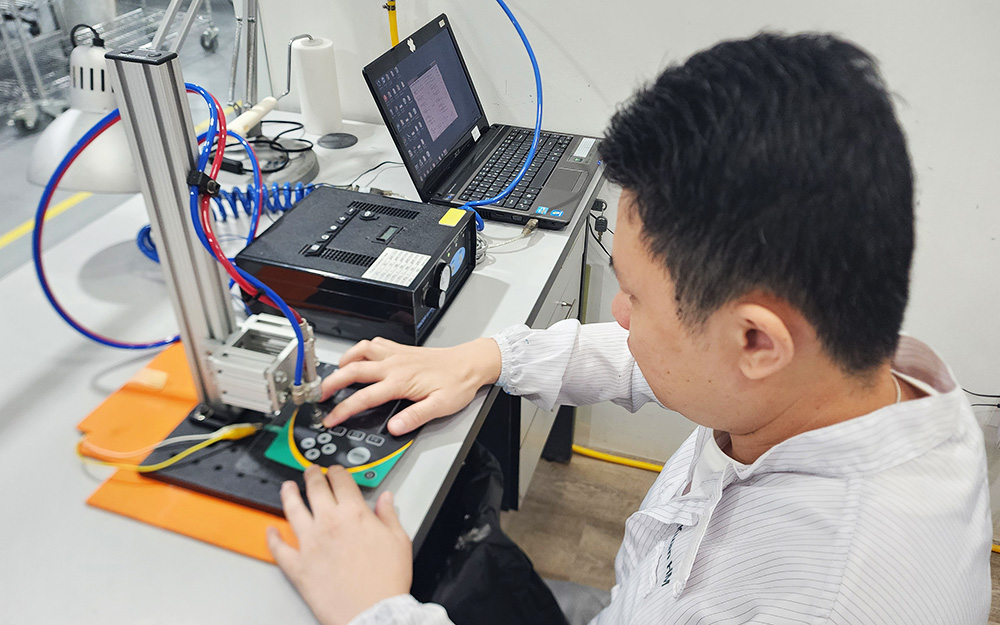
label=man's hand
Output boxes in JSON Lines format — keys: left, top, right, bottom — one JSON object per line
{"left": 320, "top": 336, "right": 502, "bottom": 435}
{"left": 267, "top": 465, "right": 413, "bottom": 625}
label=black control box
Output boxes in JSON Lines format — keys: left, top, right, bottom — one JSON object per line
{"left": 235, "top": 187, "right": 476, "bottom": 345}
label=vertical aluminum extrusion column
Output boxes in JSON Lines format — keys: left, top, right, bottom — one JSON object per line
{"left": 106, "top": 49, "right": 235, "bottom": 408}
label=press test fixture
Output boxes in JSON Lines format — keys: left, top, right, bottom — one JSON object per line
{"left": 103, "top": 46, "right": 420, "bottom": 512}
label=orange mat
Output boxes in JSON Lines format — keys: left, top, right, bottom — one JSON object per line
{"left": 77, "top": 343, "right": 296, "bottom": 562}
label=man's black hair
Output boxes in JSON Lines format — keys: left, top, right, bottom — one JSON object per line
{"left": 600, "top": 33, "right": 914, "bottom": 374}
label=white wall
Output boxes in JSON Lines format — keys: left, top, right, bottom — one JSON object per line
{"left": 258, "top": 1, "right": 1000, "bottom": 461}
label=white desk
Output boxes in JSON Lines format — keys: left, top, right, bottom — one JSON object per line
{"left": 0, "top": 119, "right": 599, "bottom": 622}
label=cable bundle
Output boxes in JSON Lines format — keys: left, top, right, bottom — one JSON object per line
{"left": 32, "top": 83, "right": 307, "bottom": 386}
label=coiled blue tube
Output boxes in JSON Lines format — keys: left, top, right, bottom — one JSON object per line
{"left": 136, "top": 224, "right": 159, "bottom": 262}
{"left": 212, "top": 182, "right": 315, "bottom": 222}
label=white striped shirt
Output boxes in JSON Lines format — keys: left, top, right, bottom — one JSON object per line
{"left": 351, "top": 320, "right": 991, "bottom": 625}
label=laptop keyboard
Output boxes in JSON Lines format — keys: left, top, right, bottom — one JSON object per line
{"left": 458, "top": 128, "right": 573, "bottom": 211}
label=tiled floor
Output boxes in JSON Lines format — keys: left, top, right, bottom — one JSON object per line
{"left": 501, "top": 453, "right": 658, "bottom": 590}
{"left": 993, "top": 552, "right": 1000, "bottom": 624}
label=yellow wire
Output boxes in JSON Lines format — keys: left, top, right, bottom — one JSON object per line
{"left": 284, "top": 406, "right": 413, "bottom": 474}
{"left": 386, "top": 0, "right": 399, "bottom": 46}
{"left": 77, "top": 423, "right": 262, "bottom": 473}
{"left": 80, "top": 432, "right": 217, "bottom": 459}
{"left": 572, "top": 444, "right": 664, "bottom": 473}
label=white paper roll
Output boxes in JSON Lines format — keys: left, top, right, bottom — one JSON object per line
{"left": 291, "top": 37, "right": 343, "bottom": 134}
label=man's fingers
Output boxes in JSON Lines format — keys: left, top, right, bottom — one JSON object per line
{"left": 320, "top": 374, "right": 343, "bottom": 402}
{"left": 302, "top": 465, "right": 337, "bottom": 511}
{"left": 323, "top": 380, "right": 402, "bottom": 428}
{"left": 338, "top": 337, "right": 400, "bottom": 368}
{"left": 266, "top": 526, "right": 299, "bottom": 572}
{"left": 337, "top": 339, "right": 376, "bottom": 368}
{"left": 326, "top": 465, "right": 366, "bottom": 508}
{"left": 386, "top": 393, "right": 453, "bottom": 436}
{"left": 320, "top": 361, "right": 387, "bottom": 402}
{"left": 279, "top": 480, "right": 313, "bottom": 534}
{"left": 375, "top": 491, "right": 408, "bottom": 541}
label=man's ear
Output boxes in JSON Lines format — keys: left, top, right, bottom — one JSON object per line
{"left": 730, "top": 303, "right": 794, "bottom": 381}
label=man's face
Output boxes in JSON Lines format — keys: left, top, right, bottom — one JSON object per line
{"left": 610, "top": 191, "right": 734, "bottom": 424}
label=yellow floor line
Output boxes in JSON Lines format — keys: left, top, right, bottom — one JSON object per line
{"left": 0, "top": 192, "right": 93, "bottom": 250}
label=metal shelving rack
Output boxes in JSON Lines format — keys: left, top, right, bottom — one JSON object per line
{"left": 0, "top": 0, "right": 66, "bottom": 131}
{"left": 1, "top": 0, "right": 217, "bottom": 133}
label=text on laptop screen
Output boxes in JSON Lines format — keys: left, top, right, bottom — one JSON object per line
{"left": 371, "top": 29, "right": 481, "bottom": 184}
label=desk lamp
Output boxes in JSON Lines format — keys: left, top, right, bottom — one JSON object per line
{"left": 27, "top": 25, "right": 139, "bottom": 193}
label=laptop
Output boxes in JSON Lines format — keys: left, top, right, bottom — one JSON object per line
{"left": 362, "top": 14, "right": 603, "bottom": 230}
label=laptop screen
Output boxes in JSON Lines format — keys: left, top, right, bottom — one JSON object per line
{"left": 368, "top": 26, "right": 482, "bottom": 186}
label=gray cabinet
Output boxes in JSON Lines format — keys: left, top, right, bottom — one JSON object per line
{"left": 515, "top": 212, "right": 587, "bottom": 504}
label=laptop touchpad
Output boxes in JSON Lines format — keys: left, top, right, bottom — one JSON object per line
{"left": 548, "top": 169, "right": 585, "bottom": 192}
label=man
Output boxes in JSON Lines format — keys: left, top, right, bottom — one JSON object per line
{"left": 266, "top": 32, "right": 992, "bottom": 624}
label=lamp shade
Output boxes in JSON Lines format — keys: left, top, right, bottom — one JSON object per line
{"left": 27, "top": 108, "right": 139, "bottom": 193}
{"left": 27, "top": 42, "right": 140, "bottom": 193}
